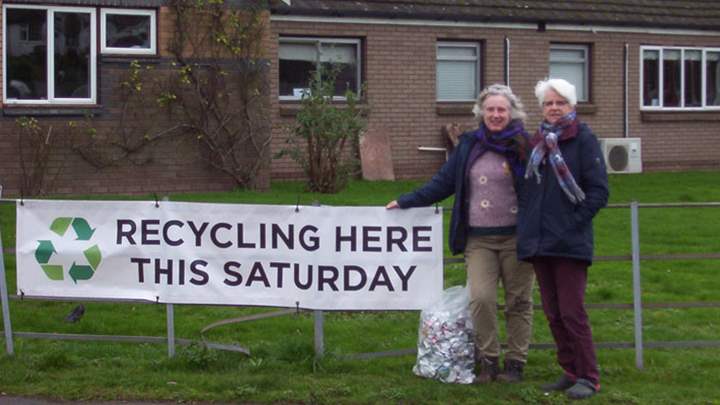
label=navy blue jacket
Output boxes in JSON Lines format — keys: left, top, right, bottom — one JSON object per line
{"left": 397, "top": 131, "right": 523, "bottom": 255}
{"left": 516, "top": 122, "right": 609, "bottom": 264}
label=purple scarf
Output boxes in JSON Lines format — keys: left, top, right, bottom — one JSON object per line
{"left": 525, "top": 111, "right": 586, "bottom": 204}
{"left": 473, "top": 122, "right": 529, "bottom": 179}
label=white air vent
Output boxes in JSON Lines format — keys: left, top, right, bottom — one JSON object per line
{"left": 599, "top": 138, "right": 642, "bottom": 174}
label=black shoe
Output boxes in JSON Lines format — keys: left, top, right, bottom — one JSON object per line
{"left": 65, "top": 304, "right": 85, "bottom": 323}
{"left": 497, "top": 359, "right": 524, "bottom": 383}
{"left": 540, "top": 374, "right": 575, "bottom": 392}
{"left": 473, "top": 356, "right": 499, "bottom": 384}
{"left": 566, "top": 378, "right": 598, "bottom": 400}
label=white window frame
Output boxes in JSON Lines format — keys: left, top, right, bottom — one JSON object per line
{"left": 549, "top": 44, "right": 590, "bottom": 103}
{"left": 640, "top": 45, "right": 720, "bottom": 111}
{"left": 436, "top": 41, "right": 480, "bottom": 102}
{"left": 100, "top": 8, "right": 157, "bottom": 55}
{"left": 2, "top": 4, "right": 97, "bottom": 105}
{"left": 278, "top": 37, "right": 362, "bottom": 101}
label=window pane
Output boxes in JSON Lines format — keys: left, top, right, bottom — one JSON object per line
{"left": 643, "top": 50, "right": 659, "bottom": 106}
{"left": 320, "top": 61, "right": 358, "bottom": 96}
{"left": 54, "top": 12, "right": 91, "bottom": 99}
{"left": 438, "top": 46, "right": 476, "bottom": 59}
{"left": 549, "top": 46, "right": 588, "bottom": 102}
{"left": 6, "top": 9, "right": 47, "bottom": 100}
{"left": 106, "top": 13, "right": 150, "bottom": 49}
{"left": 279, "top": 42, "right": 316, "bottom": 97}
{"left": 706, "top": 52, "right": 720, "bottom": 106}
{"left": 663, "top": 50, "right": 681, "bottom": 107}
{"left": 683, "top": 50, "right": 702, "bottom": 107}
{"left": 550, "top": 48, "right": 585, "bottom": 62}
{"left": 437, "top": 60, "right": 476, "bottom": 100}
{"left": 320, "top": 43, "right": 358, "bottom": 95}
{"left": 549, "top": 62, "right": 586, "bottom": 101}
{"left": 436, "top": 43, "right": 478, "bottom": 101}
{"left": 320, "top": 43, "right": 355, "bottom": 64}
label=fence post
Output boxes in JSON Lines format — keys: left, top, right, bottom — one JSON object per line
{"left": 166, "top": 303, "right": 175, "bottom": 358}
{"left": 0, "top": 229, "right": 14, "bottom": 356}
{"left": 159, "top": 196, "right": 175, "bottom": 358}
{"left": 309, "top": 200, "right": 325, "bottom": 360}
{"left": 631, "top": 201, "right": 644, "bottom": 369}
{"left": 314, "top": 310, "right": 324, "bottom": 359}
{"left": 0, "top": 186, "right": 14, "bottom": 356}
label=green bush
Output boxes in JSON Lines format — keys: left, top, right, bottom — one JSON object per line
{"left": 283, "top": 66, "right": 366, "bottom": 193}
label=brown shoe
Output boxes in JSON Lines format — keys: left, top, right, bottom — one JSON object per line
{"left": 497, "top": 359, "right": 524, "bottom": 383}
{"left": 474, "top": 356, "right": 499, "bottom": 383}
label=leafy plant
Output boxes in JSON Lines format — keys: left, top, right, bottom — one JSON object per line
{"left": 71, "top": 60, "right": 175, "bottom": 168}
{"left": 15, "top": 117, "right": 62, "bottom": 197}
{"left": 283, "top": 66, "right": 366, "bottom": 193}
{"left": 165, "top": 0, "right": 271, "bottom": 189}
{"left": 233, "top": 384, "right": 258, "bottom": 399}
{"left": 61, "top": 1, "right": 271, "bottom": 191}
{"left": 178, "top": 342, "right": 219, "bottom": 369}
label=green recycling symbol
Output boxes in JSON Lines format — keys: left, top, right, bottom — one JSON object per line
{"left": 34, "top": 217, "right": 102, "bottom": 283}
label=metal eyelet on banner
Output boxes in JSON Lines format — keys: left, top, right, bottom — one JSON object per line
{"left": 154, "top": 193, "right": 160, "bottom": 208}
{"left": 295, "top": 196, "right": 300, "bottom": 213}
{"left": 20, "top": 290, "right": 25, "bottom": 300}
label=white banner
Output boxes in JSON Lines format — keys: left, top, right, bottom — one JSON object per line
{"left": 16, "top": 200, "right": 443, "bottom": 310}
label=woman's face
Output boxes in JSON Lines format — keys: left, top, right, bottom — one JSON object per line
{"left": 482, "top": 94, "right": 512, "bottom": 132}
{"left": 542, "top": 89, "right": 573, "bottom": 125}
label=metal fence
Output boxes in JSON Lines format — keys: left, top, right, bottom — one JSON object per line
{"left": 2, "top": 201, "right": 719, "bottom": 370}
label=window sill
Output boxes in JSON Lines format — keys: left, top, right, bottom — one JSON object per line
{"left": 278, "top": 102, "right": 370, "bottom": 117}
{"left": 436, "top": 102, "right": 474, "bottom": 116}
{"left": 576, "top": 103, "right": 597, "bottom": 115}
{"left": 641, "top": 110, "right": 720, "bottom": 122}
{"left": 101, "top": 55, "right": 161, "bottom": 64}
{"left": 2, "top": 105, "right": 103, "bottom": 117}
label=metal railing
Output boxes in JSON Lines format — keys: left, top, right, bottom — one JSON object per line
{"left": 2, "top": 201, "right": 719, "bottom": 370}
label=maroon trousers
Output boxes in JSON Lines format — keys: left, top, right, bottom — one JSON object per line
{"left": 533, "top": 256, "right": 600, "bottom": 386}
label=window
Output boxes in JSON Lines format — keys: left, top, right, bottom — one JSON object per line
{"left": 279, "top": 37, "right": 361, "bottom": 100}
{"left": 436, "top": 41, "right": 480, "bottom": 101}
{"left": 101, "top": 9, "right": 156, "bottom": 55}
{"left": 641, "top": 46, "right": 720, "bottom": 110}
{"left": 3, "top": 5, "right": 96, "bottom": 104}
{"left": 549, "top": 44, "right": 590, "bottom": 102}
{"left": 707, "top": 52, "right": 720, "bottom": 106}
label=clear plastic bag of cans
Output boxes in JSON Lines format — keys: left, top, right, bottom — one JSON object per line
{"left": 412, "top": 285, "right": 475, "bottom": 384}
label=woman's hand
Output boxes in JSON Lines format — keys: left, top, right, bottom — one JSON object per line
{"left": 385, "top": 200, "right": 400, "bottom": 209}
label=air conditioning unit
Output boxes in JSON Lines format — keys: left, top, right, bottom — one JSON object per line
{"left": 599, "top": 138, "right": 642, "bottom": 174}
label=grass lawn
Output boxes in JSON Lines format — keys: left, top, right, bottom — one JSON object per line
{"left": 1, "top": 171, "right": 720, "bottom": 404}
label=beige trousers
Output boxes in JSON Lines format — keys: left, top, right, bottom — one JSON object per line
{"left": 465, "top": 234, "right": 535, "bottom": 363}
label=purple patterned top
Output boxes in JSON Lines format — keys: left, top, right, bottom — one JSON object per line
{"left": 467, "top": 151, "right": 518, "bottom": 228}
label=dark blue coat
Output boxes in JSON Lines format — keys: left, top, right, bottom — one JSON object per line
{"left": 397, "top": 132, "right": 523, "bottom": 255}
{"left": 516, "top": 122, "right": 609, "bottom": 264}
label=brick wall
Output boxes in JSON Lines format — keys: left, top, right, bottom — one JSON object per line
{"left": 0, "top": 4, "right": 272, "bottom": 197}
{"left": 270, "top": 20, "right": 720, "bottom": 181}
{"left": 4, "top": 9, "right": 717, "bottom": 197}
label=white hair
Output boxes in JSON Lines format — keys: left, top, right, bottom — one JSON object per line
{"left": 472, "top": 83, "right": 527, "bottom": 124}
{"left": 534, "top": 78, "right": 577, "bottom": 107}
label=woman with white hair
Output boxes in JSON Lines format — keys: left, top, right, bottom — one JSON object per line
{"left": 517, "top": 78, "right": 609, "bottom": 400}
{"left": 387, "top": 84, "right": 535, "bottom": 384}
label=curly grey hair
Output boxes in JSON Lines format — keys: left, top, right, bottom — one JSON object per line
{"left": 472, "top": 84, "right": 527, "bottom": 124}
